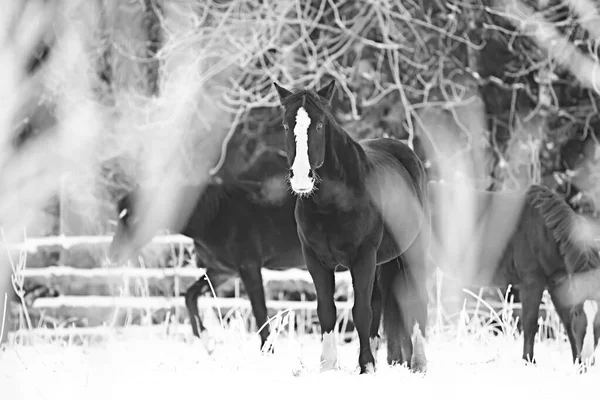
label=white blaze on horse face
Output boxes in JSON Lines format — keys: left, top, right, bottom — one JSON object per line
{"left": 119, "top": 208, "right": 128, "bottom": 220}
{"left": 320, "top": 331, "right": 338, "bottom": 371}
{"left": 290, "top": 107, "right": 314, "bottom": 194}
{"left": 581, "top": 300, "right": 599, "bottom": 363}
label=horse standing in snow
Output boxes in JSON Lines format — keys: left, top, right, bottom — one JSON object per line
{"left": 108, "top": 152, "right": 306, "bottom": 353}
{"left": 428, "top": 181, "right": 600, "bottom": 367}
{"left": 274, "top": 80, "right": 432, "bottom": 374}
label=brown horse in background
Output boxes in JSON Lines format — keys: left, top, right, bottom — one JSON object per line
{"left": 429, "top": 181, "right": 600, "bottom": 367}
{"left": 108, "top": 151, "right": 306, "bottom": 352}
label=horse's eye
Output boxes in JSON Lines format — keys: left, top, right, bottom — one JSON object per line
{"left": 316, "top": 122, "right": 323, "bottom": 131}
{"left": 283, "top": 123, "right": 289, "bottom": 131}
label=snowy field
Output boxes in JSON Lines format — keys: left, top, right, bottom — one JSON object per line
{"left": 1, "top": 324, "right": 598, "bottom": 400}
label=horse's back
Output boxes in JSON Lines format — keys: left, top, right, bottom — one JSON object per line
{"left": 360, "top": 138, "right": 427, "bottom": 202}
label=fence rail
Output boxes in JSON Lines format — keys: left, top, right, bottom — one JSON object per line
{"left": 6, "top": 234, "right": 550, "bottom": 338}
{"left": 28, "top": 295, "right": 352, "bottom": 311}
{"left": 21, "top": 265, "right": 352, "bottom": 286}
{"left": 3, "top": 234, "right": 193, "bottom": 252}
{"left": 6, "top": 234, "right": 356, "bottom": 331}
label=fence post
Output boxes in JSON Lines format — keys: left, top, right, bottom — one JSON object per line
{"left": 173, "top": 241, "right": 183, "bottom": 326}
{"left": 58, "top": 174, "right": 66, "bottom": 265}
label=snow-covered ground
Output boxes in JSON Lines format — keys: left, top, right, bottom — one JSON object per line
{"left": 1, "top": 324, "right": 598, "bottom": 400}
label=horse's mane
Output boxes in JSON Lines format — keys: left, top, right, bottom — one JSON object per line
{"left": 526, "top": 184, "right": 600, "bottom": 275}
{"left": 194, "top": 178, "right": 260, "bottom": 220}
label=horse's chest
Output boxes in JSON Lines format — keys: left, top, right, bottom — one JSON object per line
{"left": 297, "top": 205, "right": 377, "bottom": 267}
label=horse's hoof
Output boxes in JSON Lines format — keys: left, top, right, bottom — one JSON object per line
{"left": 522, "top": 358, "right": 536, "bottom": 366}
{"left": 200, "top": 334, "right": 217, "bottom": 355}
{"left": 410, "top": 323, "right": 427, "bottom": 373}
{"left": 410, "top": 363, "right": 427, "bottom": 374}
{"left": 320, "top": 331, "right": 339, "bottom": 372}
{"left": 360, "top": 362, "right": 376, "bottom": 374}
{"left": 320, "top": 358, "right": 339, "bottom": 372}
{"left": 575, "top": 356, "right": 595, "bottom": 374}
{"left": 261, "top": 343, "right": 275, "bottom": 355}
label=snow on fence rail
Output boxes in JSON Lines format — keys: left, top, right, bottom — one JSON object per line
{"left": 29, "top": 295, "right": 352, "bottom": 311}
{"left": 21, "top": 266, "right": 353, "bottom": 312}
{"left": 26, "top": 295, "right": 527, "bottom": 312}
{"left": 3, "top": 234, "right": 192, "bottom": 252}
{"left": 7, "top": 234, "right": 354, "bottom": 314}
{"left": 20, "top": 265, "right": 353, "bottom": 287}
{"left": 8, "top": 234, "right": 548, "bottom": 318}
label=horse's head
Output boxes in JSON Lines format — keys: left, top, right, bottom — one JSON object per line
{"left": 107, "top": 186, "right": 155, "bottom": 264}
{"left": 273, "top": 80, "right": 336, "bottom": 196}
{"left": 569, "top": 299, "right": 600, "bottom": 366}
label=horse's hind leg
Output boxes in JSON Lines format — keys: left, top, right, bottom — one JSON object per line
{"left": 378, "top": 259, "right": 411, "bottom": 367}
{"left": 349, "top": 245, "right": 378, "bottom": 374}
{"left": 185, "top": 267, "right": 232, "bottom": 352}
{"left": 393, "top": 239, "right": 430, "bottom": 372}
{"left": 185, "top": 278, "right": 209, "bottom": 338}
{"left": 548, "top": 288, "right": 579, "bottom": 363}
{"left": 238, "top": 263, "right": 272, "bottom": 353}
{"left": 520, "top": 282, "right": 545, "bottom": 363}
{"left": 370, "top": 276, "right": 383, "bottom": 354}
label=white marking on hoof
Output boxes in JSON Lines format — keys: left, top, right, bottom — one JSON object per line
{"left": 410, "top": 322, "right": 427, "bottom": 373}
{"left": 200, "top": 333, "right": 217, "bottom": 355}
{"left": 364, "top": 362, "right": 375, "bottom": 374}
{"left": 370, "top": 336, "right": 381, "bottom": 355}
{"left": 290, "top": 107, "right": 315, "bottom": 195}
{"left": 581, "top": 300, "right": 598, "bottom": 364}
{"left": 320, "top": 331, "right": 339, "bottom": 371}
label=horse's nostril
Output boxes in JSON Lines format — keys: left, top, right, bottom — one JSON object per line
{"left": 308, "top": 170, "right": 314, "bottom": 179}
{"left": 289, "top": 169, "right": 294, "bottom": 178}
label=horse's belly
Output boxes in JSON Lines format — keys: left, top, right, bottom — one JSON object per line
{"left": 265, "top": 248, "right": 307, "bottom": 270}
{"left": 194, "top": 241, "right": 238, "bottom": 272}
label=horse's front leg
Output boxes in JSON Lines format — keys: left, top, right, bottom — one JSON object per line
{"left": 520, "top": 282, "right": 545, "bottom": 363}
{"left": 304, "top": 247, "right": 338, "bottom": 371}
{"left": 350, "top": 245, "right": 378, "bottom": 374}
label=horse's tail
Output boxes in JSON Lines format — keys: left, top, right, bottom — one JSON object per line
{"left": 379, "top": 257, "right": 428, "bottom": 368}
{"left": 526, "top": 184, "right": 599, "bottom": 275}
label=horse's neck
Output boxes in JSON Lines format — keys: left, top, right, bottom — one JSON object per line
{"left": 182, "top": 185, "right": 230, "bottom": 238}
{"left": 321, "top": 125, "right": 368, "bottom": 186}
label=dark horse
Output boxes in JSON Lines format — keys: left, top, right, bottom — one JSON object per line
{"left": 108, "top": 152, "right": 306, "bottom": 352}
{"left": 274, "top": 80, "right": 431, "bottom": 374}
{"left": 428, "top": 181, "right": 600, "bottom": 366}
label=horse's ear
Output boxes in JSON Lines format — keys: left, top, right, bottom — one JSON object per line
{"left": 273, "top": 82, "right": 292, "bottom": 103}
{"left": 317, "top": 80, "right": 336, "bottom": 104}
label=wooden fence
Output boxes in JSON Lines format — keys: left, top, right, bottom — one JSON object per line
{"left": 4, "top": 234, "right": 547, "bottom": 341}
{"left": 5, "top": 234, "right": 355, "bottom": 340}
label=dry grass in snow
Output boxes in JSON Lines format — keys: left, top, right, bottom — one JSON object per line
{"left": 0, "top": 324, "right": 598, "bottom": 400}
